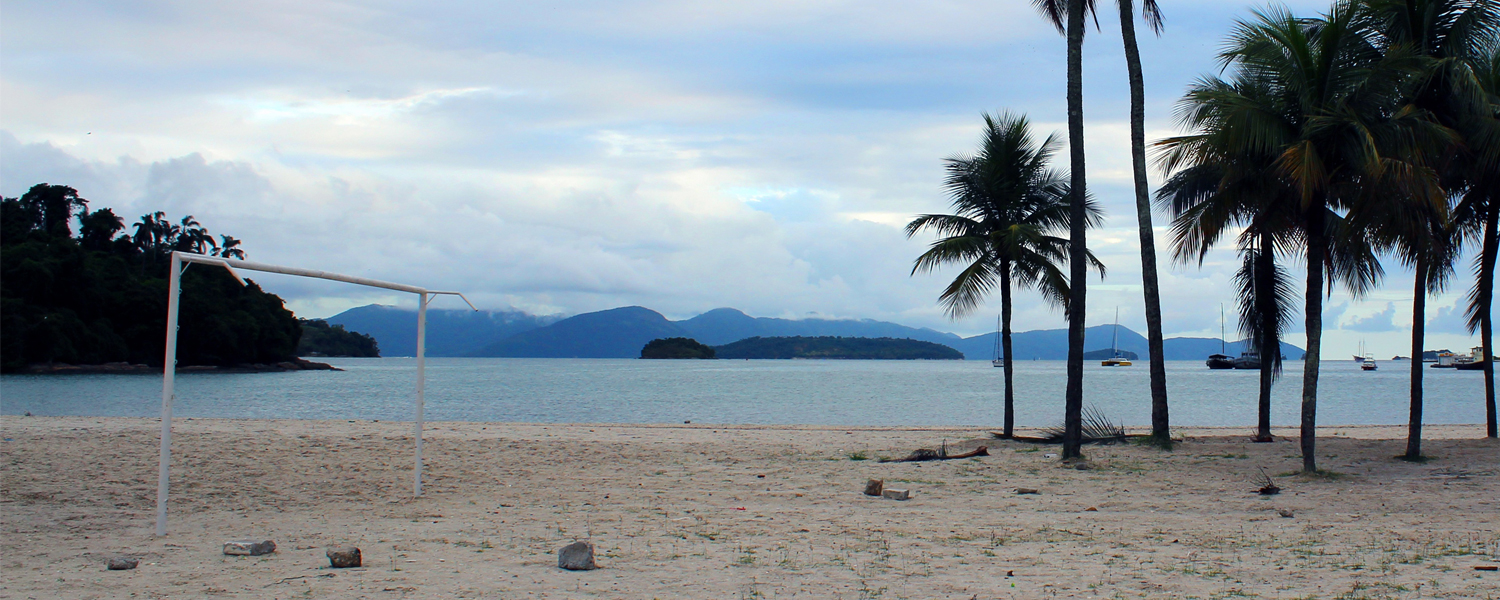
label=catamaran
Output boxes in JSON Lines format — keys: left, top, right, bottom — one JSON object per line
{"left": 1101, "top": 308, "right": 1133, "bottom": 367}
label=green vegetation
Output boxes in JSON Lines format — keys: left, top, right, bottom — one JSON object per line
{"left": 905, "top": 112, "right": 1104, "bottom": 438}
{"left": 714, "top": 336, "right": 963, "bottom": 360}
{"left": 1, "top": 183, "right": 299, "bottom": 372}
{"left": 1154, "top": 0, "right": 1500, "bottom": 466}
{"left": 639, "top": 337, "right": 715, "bottom": 359}
{"left": 296, "top": 319, "right": 379, "bottom": 357}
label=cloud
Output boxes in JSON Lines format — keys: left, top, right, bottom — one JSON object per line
{"left": 1342, "top": 302, "right": 1400, "bottom": 333}
{"left": 1426, "top": 300, "right": 1474, "bottom": 335}
{"left": 0, "top": 0, "right": 1487, "bottom": 349}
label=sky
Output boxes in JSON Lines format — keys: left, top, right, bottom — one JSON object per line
{"left": 1, "top": 0, "right": 1491, "bottom": 359}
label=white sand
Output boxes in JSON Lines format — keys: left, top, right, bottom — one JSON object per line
{"left": 2, "top": 416, "right": 1497, "bottom": 599}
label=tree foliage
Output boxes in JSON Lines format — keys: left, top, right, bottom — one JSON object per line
{"left": 714, "top": 336, "right": 963, "bottom": 360}
{"left": 296, "top": 319, "right": 380, "bottom": 357}
{"left": 640, "top": 337, "right": 716, "bottom": 359}
{"left": 1, "top": 183, "right": 300, "bottom": 372}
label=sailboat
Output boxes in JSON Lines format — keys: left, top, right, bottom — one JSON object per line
{"left": 1353, "top": 341, "right": 1371, "bottom": 362}
{"left": 991, "top": 315, "right": 1003, "bottom": 368}
{"left": 1207, "top": 303, "right": 1235, "bottom": 369}
{"left": 1101, "top": 308, "right": 1133, "bottom": 367}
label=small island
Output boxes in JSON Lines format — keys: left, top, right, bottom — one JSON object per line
{"left": 640, "top": 337, "right": 716, "bottom": 359}
{"left": 714, "top": 336, "right": 963, "bottom": 360}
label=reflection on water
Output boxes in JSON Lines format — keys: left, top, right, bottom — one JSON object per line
{"left": 0, "top": 358, "right": 1489, "bottom": 427}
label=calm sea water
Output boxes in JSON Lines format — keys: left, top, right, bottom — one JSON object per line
{"left": 0, "top": 358, "right": 1489, "bottom": 427}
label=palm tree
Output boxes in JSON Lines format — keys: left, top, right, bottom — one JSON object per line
{"left": 1161, "top": 3, "right": 1442, "bottom": 471}
{"left": 174, "top": 215, "right": 217, "bottom": 255}
{"left": 1357, "top": 0, "right": 1498, "bottom": 449}
{"left": 907, "top": 112, "right": 1105, "bottom": 438}
{"left": 1113, "top": 0, "right": 1174, "bottom": 447}
{"left": 1031, "top": 0, "right": 1094, "bottom": 460}
{"left": 215, "top": 235, "right": 246, "bottom": 260}
{"left": 1454, "top": 35, "right": 1500, "bottom": 438}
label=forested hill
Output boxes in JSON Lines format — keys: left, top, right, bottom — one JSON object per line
{"left": 715, "top": 336, "right": 964, "bottom": 360}
{"left": 1, "top": 184, "right": 301, "bottom": 372}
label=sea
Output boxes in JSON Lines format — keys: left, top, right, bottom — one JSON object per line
{"left": 0, "top": 358, "right": 1489, "bottom": 428}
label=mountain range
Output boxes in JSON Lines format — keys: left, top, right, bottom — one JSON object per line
{"left": 327, "top": 304, "right": 1304, "bottom": 360}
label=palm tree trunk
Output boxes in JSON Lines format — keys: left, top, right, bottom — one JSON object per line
{"left": 1481, "top": 202, "right": 1498, "bottom": 438}
{"left": 1118, "top": 0, "right": 1169, "bottom": 446}
{"left": 1300, "top": 212, "right": 1325, "bottom": 473}
{"left": 1062, "top": 0, "right": 1089, "bottom": 461}
{"left": 1001, "top": 260, "right": 1016, "bottom": 438}
{"left": 1256, "top": 231, "right": 1274, "bottom": 442}
{"left": 1406, "top": 257, "right": 1427, "bottom": 459}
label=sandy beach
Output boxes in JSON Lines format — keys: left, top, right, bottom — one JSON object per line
{"left": 2, "top": 416, "right": 1497, "bottom": 599}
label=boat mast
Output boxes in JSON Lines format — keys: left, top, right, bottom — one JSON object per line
{"left": 1220, "top": 303, "right": 1226, "bottom": 354}
{"left": 1112, "top": 307, "right": 1120, "bottom": 356}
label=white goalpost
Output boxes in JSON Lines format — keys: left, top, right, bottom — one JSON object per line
{"left": 155, "top": 251, "right": 474, "bottom": 536}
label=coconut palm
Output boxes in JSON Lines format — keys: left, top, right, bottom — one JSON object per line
{"left": 907, "top": 112, "right": 1105, "bottom": 439}
{"left": 1455, "top": 42, "right": 1500, "bottom": 437}
{"left": 1158, "top": 2, "right": 1446, "bottom": 471}
{"left": 1031, "top": 0, "right": 1096, "bottom": 460}
{"left": 1111, "top": 0, "right": 1175, "bottom": 446}
{"left": 215, "top": 235, "right": 246, "bottom": 260}
{"left": 1357, "top": 0, "right": 1497, "bottom": 449}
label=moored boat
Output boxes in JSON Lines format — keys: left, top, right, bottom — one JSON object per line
{"left": 1207, "top": 353, "right": 1235, "bottom": 369}
{"left": 1361, "top": 358, "right": 1378, "bottom": 371}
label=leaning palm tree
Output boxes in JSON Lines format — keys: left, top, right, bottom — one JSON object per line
{"left": 907, "top": 112, "right": 1105, "bottom": 439}
{"left": 1031, "top": 0, "right": 1095, "bottom": 460}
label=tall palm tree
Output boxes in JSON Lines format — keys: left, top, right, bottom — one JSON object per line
{"left": 907, "top": 112, "right": 1105, "bottom": 438}
{"left": 1455, "top": 37, "right": 1500, "bottom": 438}
{"left": 1357, "top": 0, "right": 1497, "bottom": 448}
{"left": 1115, "top": 0, "right": 1174, "bottom": 447}
{"left": 1031, "top": 0, "right": 1094, "bottom": 460}
{"left": 1161, "top": 2, "right": 1441, "bottom": 471}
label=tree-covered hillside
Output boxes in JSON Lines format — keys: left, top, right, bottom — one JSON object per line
{"left": 715, "top": 336, "right": 964, "bottom": 360}
{"left": 1, "top": 184, "right": 300, "bottom": 372}
{"left": 296, "top": 319, "right": 379, "bottom": 357}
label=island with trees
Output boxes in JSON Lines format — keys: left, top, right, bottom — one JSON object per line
{"left": 297, "top": 319, "right": 380, "bottom": 357}
{"left": 639, "top": 337, "right": 716, "bottom": 359}
{"left": 714, "top": 336, "right": 963, "bottom": 360}
{"left": 1, "top": 183, "right": 328, "bottom": 373}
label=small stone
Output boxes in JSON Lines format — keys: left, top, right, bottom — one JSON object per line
{"left": 326, "top": 546, "right": 362, "bottom": 568}
{"left": 881, "top": 488, "right": 910, "bottom": 501}
{"left": 1084, "top": 506, "right": 1098, "bottom": 512}
{"left": 106, "top": 556, "right": 138, "bottom": 570}
{"left": 223, "top": 540, "right": 276, "bottom": 556}
{"left": 863, "top": 479, "right": 884, "bottom": 496}
{"left": 558, "top": 541, "right": 597, "bottom": 570}
{"left": 1016, "top": 488, "right": 1039, "bottom": 495}
{"left": 1277, "top": 508, "right": 1295, "bottom": 518}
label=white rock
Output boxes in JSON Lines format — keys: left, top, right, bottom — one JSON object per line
{"left": 882, "top": 488, "right": 911, "bottom": 501}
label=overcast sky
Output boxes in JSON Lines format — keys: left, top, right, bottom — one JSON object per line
{"left": 1, "top": 0, "right": 1490, "bottom": 358}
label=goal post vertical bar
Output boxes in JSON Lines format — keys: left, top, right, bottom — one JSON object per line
{"left": 414, "top": 292, "right": 428, "bottom": 497}
{"left": 156, "top": 252, "right": 183, "bottom": 536}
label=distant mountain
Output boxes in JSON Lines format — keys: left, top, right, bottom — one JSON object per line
{"left": 471, "top": 306, "right": 690, "bottom": 358}
{"left": 952, "top": 326, "right": 1304, "bottom": 361}
{"left": 678, "top": 307, "right": 962, "bottom": 346}
{"left": 326, "top": 304, "right": 559, "bottom": 357}
{"left": 330, "top": 303, "right": 1305, "bottom": 361}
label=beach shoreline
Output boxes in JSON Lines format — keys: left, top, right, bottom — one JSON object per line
{"left": 3, "top": 416, "right": 1497, "bottom": 598}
